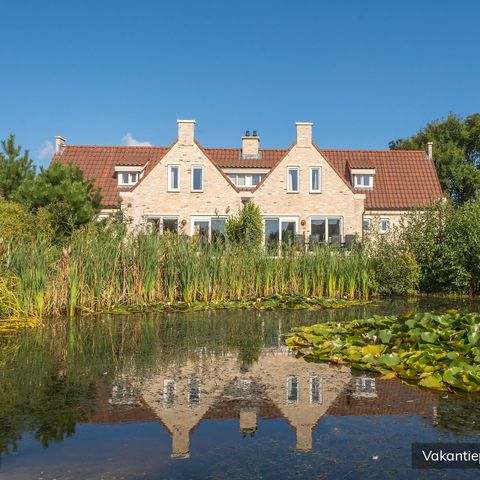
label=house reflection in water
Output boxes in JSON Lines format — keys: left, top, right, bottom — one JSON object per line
{"left": 90, "top": 347, "right": 439, "bottom": 459}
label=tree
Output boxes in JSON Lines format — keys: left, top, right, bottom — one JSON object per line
{"left": 225, "top": 202, "right": 263, "bottom": 249}
{"left": 18, "top": 162, "right": 102, "bottom": 238}
{"left": 389, "top": 113, "right": 480, "bottom": 205}
{"left": 0, "top": 134, "right": 35, "bottom": 201}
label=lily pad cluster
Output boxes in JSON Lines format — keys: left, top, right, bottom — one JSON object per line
{"left": 111, "top": 294, "right": 363, "bottom": 314}
{"left": 284, "top": 311, "right": 480, "bottom": 392}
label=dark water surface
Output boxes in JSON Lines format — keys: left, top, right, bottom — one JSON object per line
{"left": 1, "top": 297, "right": 480, "bottom": 479}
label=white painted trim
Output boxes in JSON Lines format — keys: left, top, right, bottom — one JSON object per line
{"left": 286, "top": 166, "right": 300, "bottom": 193}
{"left": 309, "top": 166, "right": 322, "bottom": 193}
{"left": 167, "top": 164, "right": 180, "bottom": 192}
{"left": 114, "top": 165, "right": 145, "bottom": 172}
{"left": 222, "top": 168, "right": 270, "bottom": 175}
{"left": 350, "top": 168, "right": 376, "bottom": 175}
{"left": 191, "top": 164, "right": 204, "bottom": 192}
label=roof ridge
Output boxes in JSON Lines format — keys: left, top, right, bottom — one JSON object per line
{"left": 320, "top": 148, "right": 425, "bottom": 153}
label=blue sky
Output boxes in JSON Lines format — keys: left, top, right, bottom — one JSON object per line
{"left": 1, "top": 0, "right": 479, "bottom": 167}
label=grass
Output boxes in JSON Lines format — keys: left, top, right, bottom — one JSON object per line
{"left": 0, "top": 224, "right": 377, "bottom": 323}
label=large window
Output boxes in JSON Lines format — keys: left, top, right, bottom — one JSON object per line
{"left": 145, "top": 216, "right": 179, "bottom": 234}
{"left": 310, "top": 167, "right": 321, "bottom": 193}
{"left": 191, "top": 216, "right": 227, "bottom": 240}
{"left": 287, "top": 167, "right": 299, "bottom": 193}
{"left": 310, "top": 217, "right": 343, "bottom": 243}
{"left": 264, "top": 217, "right": 298, "bottom": 251}
{"left": 168, "top": 165, "right": 180, "bottom": 192}
{"left": 192, "top": 165, "right": 204, "bottom": 192}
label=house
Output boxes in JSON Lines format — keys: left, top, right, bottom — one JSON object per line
{"left": 52, "top": 120, "right": 442, "bottom": 244}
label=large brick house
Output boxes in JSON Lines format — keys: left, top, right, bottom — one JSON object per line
{"left": 52, "top": 120, "right": 442, "bottom": 244}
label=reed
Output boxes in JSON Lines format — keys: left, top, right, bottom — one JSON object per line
{"left": 0, "top": 226, "right": 376, "bottom": 320}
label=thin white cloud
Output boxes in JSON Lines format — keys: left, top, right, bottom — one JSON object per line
{"left": 122, "top": 133, "right": 152, "bottom": 146}
{"left": 37, "top": 140, "right": 54, "bottom": 161}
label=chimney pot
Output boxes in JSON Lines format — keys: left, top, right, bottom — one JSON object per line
{"left": 55, "top": 135, "right": 66, "bottom": 153}
{"left": 242, "top": 130, "right": 260, "bottom": 159}
{"left": 427, "top": 141, "right": 433, "bottom": 160}
{"left": 177, "top": 119, "right": 196, "bottom": 146}
{"left": 253, "top": 130, "right": 257, "bottom": 137}
{"left": 296, "top": 122, "right": 313, "bottom": 147}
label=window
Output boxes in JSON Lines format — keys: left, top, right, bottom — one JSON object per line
{"left": 192, "top": 165, "right": 204, "bottom": 192}
{"left": 191, "top": 217, "right": 227, "bottom": 240}
{"left": 227, "top": 174, "right": 265, "bottom": 188}
{"left": 118, "top": 172, "right": 140, "bottom": 186}
{"left": 145, "top": 216, "right": 179, "bottom": 234}
{"left": 310, "top": 377, "right": 322, "bottom": 404}
{"left": 287, "top": 167, "right": 299, "bottom": 193}
{"left": 286, "top": 376, "right": 298, "bottom": 403}
{"left": 354, "top": 376, "right": 377, "bottom": 398}
{"left": 264, "top": 217, "right": 298, "bottom": 251}
{"left": 310, "top": 217, "right": 343, "bottom": 244}
{"left": 310, "top": 167, "right": 321, "bottom": 193}
{"left": 188, "top": 378, "right": 201, "bottom": 406}
{"left": 168, "top": 165, "right": 180, "bottom": 191}
{"left": 164, "top": 379, "right": 176, "bottom": 408}
{"left": 379, "top": 218, "right": 390, "bottom": 234}
{"left": 354, "top": 175, "right": 373, "bottom": 189}
{"left": 363, "top": 218, "right": 371, "bottom": 232}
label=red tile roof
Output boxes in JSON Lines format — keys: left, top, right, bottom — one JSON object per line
{"left": 318, "top": 148, "right": 443, "bottom": 209}
{"left": 53, "top": 145, "right": 170, "bottom": 206}
{"left": 203, "top": 148, "right": 288, "bottom": 168}
{"left": 52, "top": 144, "right": 442, "bottom": 209}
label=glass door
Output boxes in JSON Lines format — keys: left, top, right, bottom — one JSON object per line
{"left": 281, "top": 220, "right": 296, "bottom": 247}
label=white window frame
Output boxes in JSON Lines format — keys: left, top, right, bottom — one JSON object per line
{"left": 168, "top": 165, "right": 180, "bottom": 192}
{"left": 309, "top": 166, "right": 322, "bottom": 193}
{"left": 227, "top": 174, "right": 264, "bottom": 188}
{"left": 309, "top": 216, "right": 343, "bottom": 243}
{"left": 286, "top": 375, "right": 299, "bottom": 404}
{"left": 379, "top": 218, "right": 390, "bottom": 234}
{"left": 354, "top": 174, "right": 373, "bottom": 189}
{"left": 190, "top": 216, "right": 228, "bottom": 238}
{"left": 263, "top": 216, "right": 299, "bottom": 246}
{"left": 287, "top": 166, "right": 300, "bottom": 193}
{"left": 118, "top": 172, "right": 139, "bottom": 186}
{"left": 310, "top": 377, "right": 322, "bottom": 405}
{"left": 363, "top": 217, "right": 372, "bottom": 232}
{"left": 144, "top": 215, "right": 179, "bottom": 234}
{"left": 191, "top": 165, "right": 204, "bottom": 192}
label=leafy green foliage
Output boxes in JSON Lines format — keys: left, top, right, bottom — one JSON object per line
{"left": 18, "top": 162, "right": 102, "bottom": 238}
{"left": 399, "top": 201, "right": 480, "bottom": 294}
{"left": 225, "top": 202, "right": 263, "bottom": 248}
{"left": 390, "top": 113, "right": 480, "bottom": 205}
{"left": 0, "top": 135, "right": 35, "bottom": 201}
{"left": 285, "top": 311, "right": 480, "bottom": 392}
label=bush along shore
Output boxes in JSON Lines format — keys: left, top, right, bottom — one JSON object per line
{"left": 284, "top": 311, "right": 480, "bottom": 392}
{"left": 0, "top": 224, "right": 373, "bottom": 324}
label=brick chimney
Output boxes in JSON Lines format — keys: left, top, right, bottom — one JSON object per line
{"left": 177, "top": 120, "right": 196, "bottom": 146}
{"left": 242, "top": 130, "right": 260, "bottom": 159}
{"left": 55, "top": 135, "right": 66, "bottom": 153}
{"left": 296, "top": 122, "right": 313, "bottom": 147}
{"left": 426, "top": 141, "right": 433, "bottom": 160}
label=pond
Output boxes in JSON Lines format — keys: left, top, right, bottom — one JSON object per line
{"left": 1, "top": 297, "right": 480, "bottom": 479}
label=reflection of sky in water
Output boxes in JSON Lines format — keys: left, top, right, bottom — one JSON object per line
{"left": 1, "top": 297, "right": 480, "bottom": 479}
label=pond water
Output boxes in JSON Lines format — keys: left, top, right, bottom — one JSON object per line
{"left": 1, "top": 297, "right": 480, "bottom": 479}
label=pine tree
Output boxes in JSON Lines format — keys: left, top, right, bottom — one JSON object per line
{"left": 0, "top": 134, "right": 36, "bottom": 200}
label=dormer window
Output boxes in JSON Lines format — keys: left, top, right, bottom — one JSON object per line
{"left": 354, "top": 175, "right": 372, "bottom": 188}
{"left": 351, "top": 168, "right": 375, "bottom": 189}
{"left": 115, "top": 165, "right": 145, "bottom": 187}
{"left": 118, "top": 171, "right": 139, "bottom": 186}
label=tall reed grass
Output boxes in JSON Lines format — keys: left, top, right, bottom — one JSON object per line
{"left": 0, "top": 225, "right": 376, "bottom": 319}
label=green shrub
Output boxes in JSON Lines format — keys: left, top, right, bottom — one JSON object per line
{"left": 225, "top": 202, "right": 263, "bottom": 248}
